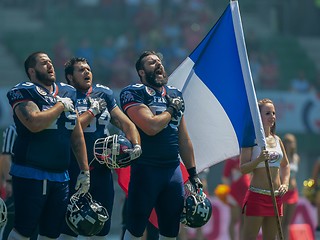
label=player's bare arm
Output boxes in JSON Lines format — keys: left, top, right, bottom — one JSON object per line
{"left": 178, "top": 116, "right": 196, "bottom": 169}
{"left": 126, "top": 104, "right": 172, "bottom": 136}
{"left": 71, "top": 113, "right": 89, "bottom": 171}
{"left": 15, "top": 100, "right": 64, "bottom": 132}
{"left": 110, "top": 107, "right": 141, "bottom": 145}
{"left": 78, "top": 110, "right": 96, "bottom": 129}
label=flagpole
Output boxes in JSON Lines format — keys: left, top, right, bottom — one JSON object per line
{"left": 230, "top": 0, "right": 284, "bottom": 238}
{"left": 263, "top": 147, "right": 284, "bottom": 240}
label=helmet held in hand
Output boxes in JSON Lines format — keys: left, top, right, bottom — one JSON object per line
{"left": 94, "top": 134, "right": 135, "bottom": 169}
{"left": 66, "top": 192, "right": 109, "bottom": 236}
{"left": 180, "top": 184, "right": 212, "bottom": 228}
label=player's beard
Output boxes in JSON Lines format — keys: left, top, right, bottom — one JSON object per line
{"left": 145, "top": 69, "right": 168, "bottom": 88}
{"left": 35, "top": 69, "right": 55, "bottom": 87}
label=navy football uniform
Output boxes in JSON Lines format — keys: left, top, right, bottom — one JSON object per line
{"left": 119, "top": 83, "right": 185, "bottom": 237}
{"left": 75, "top": 84, "right": 117, "bottom": 163}
{"left": 120, "top": 83, "right": 184, "bottom": 167}
{"left": 7, "top": 81, "right": 77, "bottom": 172}
{"left": 62, "top": 83, "right": 117, "bottom": 237}
{"left": 6, "top": 81, "right": 77, "bottom": 238}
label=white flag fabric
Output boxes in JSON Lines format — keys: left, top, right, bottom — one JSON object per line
{"left": 169, "top": 0, "right": 266, "bottom": 172}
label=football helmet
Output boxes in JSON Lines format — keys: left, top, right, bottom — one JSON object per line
{"left": 180, "top": 184, "right": 212, "bottom": 228}
{"left": 66, "top": 192, "right": 109, "bottom": 236}
{"left": 94, "top": 134, "right": 134, "bottom": 169}
{"left": 0, "top": 197, "right": 7, "bottom": 228}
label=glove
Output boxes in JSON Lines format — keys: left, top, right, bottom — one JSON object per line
{"left": 124, "top": 144, "right": 142, "bottom": 160}
{"left": 88, "top": 97, "right": 107, "bottom": 116}
{"left": 56, "top": 96, "right": 75, "bottom": 112}
{"left": 165, "top": 95, "right": 184, "bottom": 118}
{"left": 187, "top": 167, "right": 203, "bottom": 193}
{"left": 75, "top": 170, "right": 90, "bottom": 194}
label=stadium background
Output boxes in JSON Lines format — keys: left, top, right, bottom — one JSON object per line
{"left": 0, "top": 0, "right": 320, "bottom": 238}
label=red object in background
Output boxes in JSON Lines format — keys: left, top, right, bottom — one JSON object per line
{"left": 289, "top": 224, "right": 314, "bottom": 240}
{"left": 115, "top": 162, "right": 190, "bottom": 228}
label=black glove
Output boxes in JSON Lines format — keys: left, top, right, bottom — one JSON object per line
{"left": 165, "top": 95, "right": 184, "bottom": 118}
{"left": 187, "top": 167, "right": 203, "bottom": 193}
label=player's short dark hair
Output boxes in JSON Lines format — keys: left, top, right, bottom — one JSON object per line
{"left": 135, "top": 50, "right": 161, "bottom": 73}
{"left": 64, "top": 57, "right": 89, "bottom": 84}
{"left": 24, "top": 51, "right": 46, "bottom": 80}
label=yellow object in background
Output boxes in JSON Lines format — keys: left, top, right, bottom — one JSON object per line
{"left": 302, "top": 178, "right": 319, "bottom": 205}
{"left": 214, "top": 184, "right": 231, "bottom": 204}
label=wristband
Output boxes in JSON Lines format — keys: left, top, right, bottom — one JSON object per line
{"left": 187, "top": 167, "right": 197, "bottom": 178}
{"left": 87, "top": 109, "right": 95, "bottom": 117}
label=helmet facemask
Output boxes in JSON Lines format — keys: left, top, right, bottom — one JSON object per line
{"left": 94, "top": 134, "right": 133, "bottom": 169}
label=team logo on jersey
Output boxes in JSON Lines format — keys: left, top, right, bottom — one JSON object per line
{"left": 36, "top": 86, "right": 47, "bottom": 96}
{"left": 146, "top": 87, "right": 156, "bottom": 96}
{"left": 8, "top": 89, "right": 23, "bottom": 100}
{"left": 121, "top": 91, "right": 134, "bottom": 103}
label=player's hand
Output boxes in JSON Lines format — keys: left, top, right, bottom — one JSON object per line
{"left": 75, "top": 170, "right": 90, "bottom": 195}
{"left": 56, "top": 96, "right": 75, "bottom": 112}
{"left": 123, "top": 144, "right": 142, "bottom": 160}
{"left": 189, "top": 175, "right": 203, "bottom": 193}
{"left": 165, "top": 95, "right": 185, "bottom": 118}
{"left": 88, "top": 97, "right": 107, "bottom": 116}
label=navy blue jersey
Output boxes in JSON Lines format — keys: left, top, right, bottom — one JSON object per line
{"left": 6, "top": 81, "right": 77, "bottom": 172}
{"left": 61, "top": 84, "right": 117, "bottom": 237}
{"left": 73, "top": 84, "right": 117, "bottom": 164}
{"left": 120, "top": 84, "right": 184, "bottom": 167}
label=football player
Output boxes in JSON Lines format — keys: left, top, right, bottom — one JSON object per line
{"left": 59, "top": 57, "right": 141, "bottom": 240}
{"left": 120, "top": 51, "right": 202, "bottom": 239}
{"left": 6, "top": 52, "right": 90, "bottom": 240}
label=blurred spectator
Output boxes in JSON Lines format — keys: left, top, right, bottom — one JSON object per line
{"left": 75, "top": 38, "right": 95, "bottom": 65}
{"left": 133, "top": 3, "right": 158, "bottom": 34}
{"left": 125, "top": 0, "right": 142, "bottom": 20}
{"left": 246, "top": 30, "right": 261, "bottom": 53}
{"left": 282, "top": 133, "right": 300, "bottom": 240}
{"left": 314, "top": 70, "right": 320, "bottom": 93}
{"left": 108, "top": 51, "right": 134, "bottom": 89}
{"left": 290, "top": 69, "right": 312, "bottom": 93}
{"left": 96, "top": 36, "right": 116, "bottom": 82}
{"left": 249, "top": 50, "right": 262, "bottom": 89}
{"left": 77, "top": 0, "right": 100, "bottom": 6}
{"left": 259, "top": 52, "right": 280, "bottom": 89}
{"left": 53, "top": 37, "right": 72, "bottom": 81}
